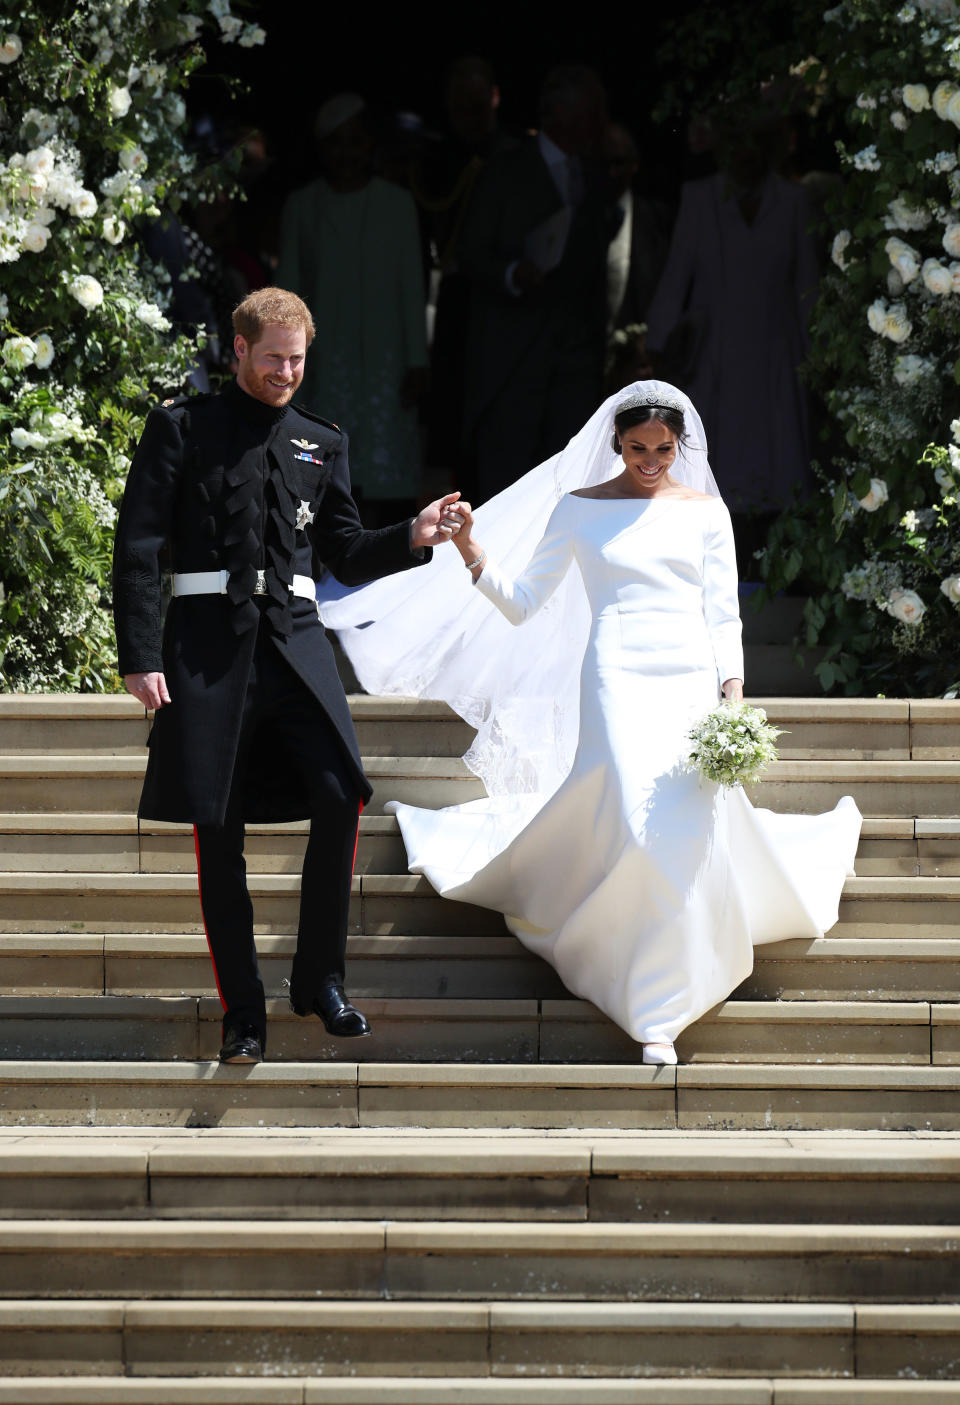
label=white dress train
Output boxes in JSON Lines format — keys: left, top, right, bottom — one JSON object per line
{"left": 388, "top": 492, "right": 861, "bottom": 1046}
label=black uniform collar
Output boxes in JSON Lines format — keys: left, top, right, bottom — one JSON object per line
{"left": 224, "top": 377, "right": 290, "bottom": 431}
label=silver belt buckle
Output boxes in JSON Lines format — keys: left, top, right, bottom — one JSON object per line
{"left": 254, "top": 570, "right": 267, "bottom": 596}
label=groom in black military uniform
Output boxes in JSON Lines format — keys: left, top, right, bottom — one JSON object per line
{"left": 113, "top": 287, "right": 461, "bottom": 1063}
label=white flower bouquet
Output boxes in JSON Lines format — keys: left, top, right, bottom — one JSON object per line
{"left": 687, "top": 702, "right": 782, "bottom": 789}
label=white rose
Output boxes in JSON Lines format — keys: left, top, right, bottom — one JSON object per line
{"left": 135, "top": 301, "right": 171, "bottom": 332}
{"left": 933, "top": 81, "right": 958, "bottom": 119}
{"left": 45, "top": 169, "right": 81, "bottom": 209}
{"left": 102, "top": 214, "right": 125, "bottom": 245}
{"left": 947, "top": 91, "right": 960, "bottom": 127}
{"left": 942, "top": 224, "right": 960, "bottom": 258}
{"left": 99, "top": 171, "right": 130, "bottom": 198}
{"left": 859, "top": 477, "right": 890, "bottom": 511}
{"left": 951, "top": 417, "right": 960, "bottom": 443}
{"left": 885, "top": 196, "right": 930, "bottom": 231}
{"left": 0, "top": 33, "right": 22, "bottom": 64}
{"left": 883, "top": 303, "right": 912, "bottom": 342}
{"left": 11, "top": 427, "right": 47, "bottom": 449}
{"left": 891, "top": 110, "right": 909, "bottom": 130}
{"left": 33, "top": 333, "right": 54, "bottom": 369}
{"left": 887, "top": 589, "right": 926, "bottom": 624}
{"left": 2, "top": 335, "right": 36, "bottom": 370}
{"left": 119, "top": 146, "right": 147, "bottom": 174}
{"left": 903, "top": 83, "right": 931, "bottom": 111}
{"left": 32, "top": 206, "right": 55, "bottom": 227}
{"left": 885, "top": 236, "right": 920, "bottom": 283}
{"left": 208, "top": 0, "right": 231, "bottom": 17}
{"left": 950, "top": 444, "right": 960, "bottom": 472}
{"left": 68, "top": 274, "right": 104, "bottom": 310}
{"left": 142, "top": 63, "right": 166, "bottom": 88}
{"left": 69, "top": 189, "right": 97, "bottom": 219}
{"left": 20, "top": 222, "right": 50, "bottom": 253}
{"left": 867, "top": 299, "right": 888, "bottom": 334}
{"left": 922, "top": 257, "right": 953, "bottom": 294}
{"left": 109, "top": 85, "right": 132, "bottom": 119}
{"left": 940, "top": 575, "right": 960, "bottom": 603}
{"left": 24, "top": 146, "right": 55, "bottom": 177}
{"left": 238, "top": 24, "right": 267, "bottom": 46}
{"left": 831, "top": 229, "right": 852, "bottom": 270}
{"left": 219, "top": 14, "right": 243, "bottom": 39}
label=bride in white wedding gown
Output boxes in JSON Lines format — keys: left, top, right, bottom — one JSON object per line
{"left": 319, "top": 383, "right": 861, "bottom": 1063}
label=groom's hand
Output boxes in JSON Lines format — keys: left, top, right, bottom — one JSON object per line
{"left": 411, "top": 492, "right": 463, "bottom": 549}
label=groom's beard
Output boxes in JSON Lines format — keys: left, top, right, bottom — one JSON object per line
{"left": 243, "top": 368, "right": 301, "bottom": 407}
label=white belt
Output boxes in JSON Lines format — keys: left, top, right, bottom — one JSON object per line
{"left": 171, "top": 570, "right": 316, "bottom": 600}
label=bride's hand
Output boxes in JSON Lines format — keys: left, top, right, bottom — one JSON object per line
{"left": 450, "top": 501, "right": 476, "bottom": 549}
{"left": 721, "top": 678, "right": 744, "bottom": 703}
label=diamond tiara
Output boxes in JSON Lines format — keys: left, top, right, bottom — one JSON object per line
{"left": 615, "top": 391, "right": 685, "bottom": 416}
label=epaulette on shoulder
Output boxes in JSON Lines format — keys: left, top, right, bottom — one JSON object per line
{"left": 158, "top": 392, "right": 213, "bottom": 413}
{"left": 292, "top": 402, "right": 342, "bottom": 435}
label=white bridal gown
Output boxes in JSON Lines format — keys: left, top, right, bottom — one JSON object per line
{"left": 388, "top": 491, "right": 862, "bottom": 1046}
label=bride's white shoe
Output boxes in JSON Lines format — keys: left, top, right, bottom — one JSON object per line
{"left": 642, "top": 1042, "right": 678, "bottom": 1065}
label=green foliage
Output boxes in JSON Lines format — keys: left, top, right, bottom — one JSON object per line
{"left": 0, "top": 0, "right": 264, "bottom": 690}
{"left": 757, "top": 0, "right": 960, "bottom": 695}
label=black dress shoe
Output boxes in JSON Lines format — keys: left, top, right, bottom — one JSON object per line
{"left": 291, "top": 981, "right": 372, "bottom": 1037}
{"left": 218, "top": 1025, "right": 264, "bottom": 1064}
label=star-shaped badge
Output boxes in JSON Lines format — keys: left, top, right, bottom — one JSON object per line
{"left": 291, "top": 437, "right": 319, "bottom": 451}
{"left": 296, "top": 499, "right": 315, "bottom": 531}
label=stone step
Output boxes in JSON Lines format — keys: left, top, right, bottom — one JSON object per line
{"left": 1, "top": 871, "right": 958, "bottom": 937}
{"left": 0, "top": 1131, "right": 957, "bottom": 1225}
{"left": 745, "top": 763, "right": 960, "bottom": 818}
{"left": 0, "top": 755, "right": 486, "bottom": 815}
{"left": 2, "top": 815, "right": 955, "bottom": 877}
{"left": 4, "top": 1375, "right": 960, "bottom": 1404}
{"left": 5, "top": 932, "right": 958, "bottom": 1002}
{"left": 0, "top": 1218, "right": 957, "bottom": 1302}
{"left": 3, "top": 1298, "right": 960, "bottom": 1381}
{"left": 0, "top": 695, "right": 476, "bottom": 759}
{"left": 1, "top": 695, "right": 956, "bottom": 760}
{"left": 0, "top": 993, "right": 951, "bottom": 1065}
{"left": 0, "top": 1060, "right": 958, "bottom": 1131}
{"left": 3, "top": 755, "right": 960, "bottom": 818}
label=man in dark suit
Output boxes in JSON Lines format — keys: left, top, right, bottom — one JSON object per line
{"left": 458, "top": 66, "right": 612, "bottom": 500}
{"left": 113, "top": 287, "right": 461, "bottom": 1064}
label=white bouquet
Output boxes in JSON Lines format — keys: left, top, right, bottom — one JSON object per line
{"left": 686, "top": 701, "right": 782, "bottom": 789}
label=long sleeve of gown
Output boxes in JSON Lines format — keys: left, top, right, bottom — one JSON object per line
{"left": 473, "top": 500, "right": 574, "bottom": 624}
{"left": 703, "top": 501, "right": 744, "bottom": 685}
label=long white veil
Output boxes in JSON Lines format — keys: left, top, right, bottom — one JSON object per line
{"left": 319, "top": 379, "right": 719, "bottom": 803}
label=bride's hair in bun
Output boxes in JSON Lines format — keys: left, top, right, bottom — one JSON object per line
{"left": 611, "top": 402, "right": 688, "bottom": 457}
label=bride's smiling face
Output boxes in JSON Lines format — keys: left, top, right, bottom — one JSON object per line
{"left": 620, "top": 420, "right": 678, "bottom": 488}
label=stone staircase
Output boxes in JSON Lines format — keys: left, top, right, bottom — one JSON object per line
{"left": 0, "top": 692, "right": 957, "bottom": 1402}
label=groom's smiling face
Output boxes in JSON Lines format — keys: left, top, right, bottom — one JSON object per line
{"left": 620, "top": 421, "right": 678, "bottom": 487}
{"left": 234, "top": 324, "right": 306, "bottom": 408}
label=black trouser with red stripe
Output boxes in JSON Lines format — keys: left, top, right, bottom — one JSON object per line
{"left": 194, "top": 631, "right": 362, "bottom": 1049}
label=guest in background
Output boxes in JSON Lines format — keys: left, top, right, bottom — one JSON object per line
{"left": 645, "top": 107, "right": 819, "bottom": 576}
{"left": 458, "top": 65, "right": 612, "bottom": 501}
{"left": 277, "top": 94, "right": 429, "bottom": 524}
{"left": 413, "top": 56, "right": 515, "bottom": 498}
{"left": 603, "top": 122, "right": 670, "bottom": 336}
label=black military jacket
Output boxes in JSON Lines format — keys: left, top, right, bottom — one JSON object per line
{"left": 113, "top": 381, "right": 430, "bottom": 825}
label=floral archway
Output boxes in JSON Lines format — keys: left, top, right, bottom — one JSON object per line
{"left": 0, "top": 0, "right": 263, "bottom": 689}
